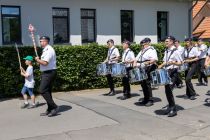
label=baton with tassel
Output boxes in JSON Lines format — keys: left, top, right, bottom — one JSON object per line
{"left": 15, "top": 43, "right": 22, "bottom": 68}
{"left": 28, "top": 24, "right": 38, "bottom": 57}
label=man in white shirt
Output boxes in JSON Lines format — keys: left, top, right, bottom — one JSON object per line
{"left": 120, "top": 40, "right": 135, "bottom": 100}
{"left": 35, "top": 36, "right": 58, "bottom": 117}
{"left": 103, "top": 39, "right": 120, "bottom": 96}
{"left": 174, "top": 40, "right": 184, "bottom": 88}
{"left": 183, "top": 38, "right": 199, "bottom": 100}
{"left": 197, "top": 38, "right": 208, "bottom": 86}
{"left": 158, "top": 36, "right": 182, "bottom": 117}
{"left": 134, "top": 38, "right": 158, "bottom": 107}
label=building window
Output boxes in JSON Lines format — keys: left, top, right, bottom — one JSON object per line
{"left": 53, "top": 8, "right": 69, "bottom": 44}
{"left": 1, "top": 6, "right": 21, "bottom": 44}
{"left": 81, "top": 9, "right": 96, "bottom": 43}
{"left": 157, "top": 11, "right": 168, "bottom": 42}
{"left": 121, "top": 10, "right": 134, "bottom": 42}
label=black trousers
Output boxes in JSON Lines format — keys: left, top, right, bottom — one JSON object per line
{"left": 165, "top": 69, "right": 178, "bottom": 108}
{"left": 122, "top": 67, "right": 132, "bottom": 96}
{"left": 140, "top": 64, "right": 157, "bottom": 102}
{"left": 185, "top": 62, "right": 197, "bottom": 97}
{"left": 175, "top": 72, "right": 183, "bottom": 86}
{"left": 198, "top": 58, "right": 208, "bottom": 83}
{"left": 106, "top": 74, "right": 114, "bottom": 92}
{"left": 39, "top": 70, "right": 57, "bottom": 111}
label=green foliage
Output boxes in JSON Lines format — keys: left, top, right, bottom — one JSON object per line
{"left": 0, "top": 42, "right": 209, "bottom": 97}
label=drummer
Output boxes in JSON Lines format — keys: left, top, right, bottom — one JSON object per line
{"left": 197, "top": 38, "right": 208, "bottom": 86}
{"left": 174, "top": 40, "right": 184, "bottom": 88}
{"left": 103, "top": 39, "right": 120, "bottom": 96}
{"left": 158, "top": 36, "right": 182, "bottom": 117}
{"left": 134, "top": 38, "right": 158, "bottom": 107}
{"left": 183, "top": 38, "right": 199, "bottom": 100}
{"left": 120, "top": 40, "right": 135, "bottom": 100}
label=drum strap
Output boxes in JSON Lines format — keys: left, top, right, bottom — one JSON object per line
{"left": 185, "top": 47, "right": 193, "bottom": 59}
{"left": 108, "top": 48, "right": 116, "bottom": 60}
{"left": 165, "top": 48, "right": 177, "bottom": 67}
{"left": 139, "top": 48, "right": 152, "bottom": 63}
{"left": 123, "top": 50, "right": 130, "bottom": 61}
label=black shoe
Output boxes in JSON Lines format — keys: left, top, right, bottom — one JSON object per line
{"left": 120, "top": 95, "right": 130, "bottom": 100}
{"left": 162, "top": 106, "right": 171, "bottom": 115}
{"left": 48, "top": 107, "right": 59, "bottom": 117}
{"left": 138, "top": 100, "right": 147, "bottom": 105}
{"left": 190, "top": 96, "right": 196, "bottom": 100}
{"left": 145, "top": 101, "right": 154, "bottom": 107}
{"left": 103, "top": 91, "right": 112, "bottom": 96}
{"left": 205, "top": 98, "right": 210, "bottom": 103}
{"left": 203, "top": 82, "right": 208, "bottom": 86}
{"left": 108, "top": 91, "right": 116, "bottom": 96}
{"left": 207, "top": 90, "right": 210, "bottom": 95}
{"left": 196, "top": 83, "right": 203, "bottom": 86}
{"left": 177, "top": 84, "right": 183, "bottom": 88}
{"left": 40, "top": 110, "right": 50, "bottom": 116}
{"left": 168, "top": 110, "right": 177, "bottom": 117}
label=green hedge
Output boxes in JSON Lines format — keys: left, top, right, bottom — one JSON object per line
{"left": 0, "top": 42, "right": 209, "bottom": 98}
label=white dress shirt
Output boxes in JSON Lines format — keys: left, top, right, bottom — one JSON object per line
{"left": 198, "top": 44, "right": 208, "bottom": 59}
{"left": 107, "top": 46, "right": 120, "bottom": 64}
{"left": 163, "top": 46, "right": 183, "bottom": 69}
{"left": 122, "top": 48, "right": 135, "bottom": 67}
{"left": 177, "top": 45, "right": 185, "bottom": 59}
{"left": 184, "top": 46, "right": 200, "bottom": 59}
{"left": 135, "top": 46, "right": 158, "bottom": 67}
{"left": 40, "top": 45, "right": 57, "bottom": 72}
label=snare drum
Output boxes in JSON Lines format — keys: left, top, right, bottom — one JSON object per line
{"left": 178, "top": 63, "right": 188, "bottom": 72}
{"left": 150, "top": 69, "right": 171, "bottom": 86}
{"left": 129, "top": 67, "right": 148, "bottom": 83}
{"left": 111, "top": 63, "right": 127, "bottom": 77}
{"left": 96, "top": 63, "right": 111, "bottom": 76}
{"left": 204, "top": 66, "right": 210, "bottom": 76}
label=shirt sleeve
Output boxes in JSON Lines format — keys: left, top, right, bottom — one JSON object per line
{"left": 174, "top": 51, "right": 183, "bottom": 62}
{"left": 135, "top": 52, "right": 141, "bottom": 61}
{"left": 115, "top": 48, "right": 120, "bottom": 57}
{"left": 130, "top": 51, "right": 135, "bottom": 60}
{"left": 163, "top": 51, "right": 166, "bottom": 62}
{"left": 200, "top": 44, "right": 207, "bottom": 52}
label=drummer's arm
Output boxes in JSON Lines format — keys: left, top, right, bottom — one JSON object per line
{"left": 144, "top": 59, "right": 157, "bottom": 65}
{"left": 184, "top": 57, "right": 199, "bottom": 63}
{"left": 158, "top": 62, "right": 166, "bottom": 69}
{"left": 171, "top": 61, "right": 182, "bottom": 66}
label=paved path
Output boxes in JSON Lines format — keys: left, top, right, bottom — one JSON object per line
{"left": 0, "top": 80, "right": 210, "bottom": 140}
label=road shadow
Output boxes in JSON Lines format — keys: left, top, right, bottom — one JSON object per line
{"left": 154, "top": 105, "right": 185, "bottom": 116}
{"left": 134, "top": 97, "right": 162, "bottom": 106}
{"left": 102, "top": 90, "right": 123, "bottom": 96}
{"left": 116, "top": 93, "right": 140, "bottom": 100}
{"left": 36, "top": 102, "right": 46, "bottom": 108}
{"left": 58, "top": 105, "right": 72, "bottom": 113}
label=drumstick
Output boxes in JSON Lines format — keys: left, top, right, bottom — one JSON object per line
{"left": 28, "top": 24, "right": 38, "bottom": 57}
{"left": 15, "top": 43, "right": 22, "bottom": 68}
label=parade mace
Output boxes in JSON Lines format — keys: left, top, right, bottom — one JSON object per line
{"left": 28, "top": 24, "right": 38, "bottom": 57}
{"left": 15, "top": 43, "right": 22, "bottom": 68}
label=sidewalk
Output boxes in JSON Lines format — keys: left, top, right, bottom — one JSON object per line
{"left": 0, "top": 79, "right": 210, "bottom": 140}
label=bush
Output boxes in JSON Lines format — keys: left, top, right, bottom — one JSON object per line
{"left": 0, "top": 42, "right": 209, "bottom": 97}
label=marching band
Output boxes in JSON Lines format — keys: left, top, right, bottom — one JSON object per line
{"left": 97, "top": 37, "right": 210, "bottom": 117}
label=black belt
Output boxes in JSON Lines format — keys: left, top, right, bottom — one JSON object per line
{"left": 42, "top": 69, "right": 56, "bottom": 74}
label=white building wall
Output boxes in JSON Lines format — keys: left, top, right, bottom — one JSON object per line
{"left": 0, "top": 0, "right": 191, "bottom": 46}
